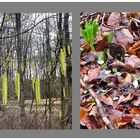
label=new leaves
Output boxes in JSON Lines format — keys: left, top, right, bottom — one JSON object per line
{"left": 80, "top": 19, "right": 99, "bottom": 50}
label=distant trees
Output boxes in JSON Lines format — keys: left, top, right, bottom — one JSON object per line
{"left": 0, "top": 13, "right": 72, "bottom": 129}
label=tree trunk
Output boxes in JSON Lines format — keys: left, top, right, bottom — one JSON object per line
{"left": 58, "top": 13, "right": 66, "bottom": 129}
{"left": 64, "top": 13, "right": 72, "bottom": 129}
{"left": 15, "top": 13, "right": 26, "bottom": 129}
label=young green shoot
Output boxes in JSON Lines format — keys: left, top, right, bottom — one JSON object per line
{"left": 80, "top": 19, "right": 99, "bottom": 50}
{"left": 112, "top": 68, "right": 122, "bottom": 77}
{"left": 106, "top": 31, "right": 114, "bottom": 56}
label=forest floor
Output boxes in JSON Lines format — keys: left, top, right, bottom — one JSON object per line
{"left": 80, "top": 12, "right": 140, "bottom": 129}
{"left": 0, "top": 99, "right": 62, "bottom": 129}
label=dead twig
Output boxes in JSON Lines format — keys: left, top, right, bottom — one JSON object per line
{"left": 80, "top": 78, "right": 116, "bottom": 129}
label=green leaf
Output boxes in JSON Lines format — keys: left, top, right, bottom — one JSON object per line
{"left": 98, "top": 52, "right": 104, "bottom": 65}
{"left": 92, "top": 19, "right": 99, "bottom": 38}
{"left": 108, "top": 32, "right": 114, "bottom": 43}
{"left": 90, "top": 41, "right": 95, "bottom": 50}
{"left": 80, "top": 28, "right": 88, "bottom": 42}
{"left": 81, "top": 20, "right": 99, "bottom": 51}
{"left": 102, "top": 63, "right": 107, "bottom": 69}
{"left": 85, "top": 21, "right": 90, "bottom": 39}
{"left": 134, "top": 76, "right": 140, "bottom": 81}
{"left": 99, "top": 52, "right": 104, "bottom": 61}
{"left": 112, "top": 68, "right": 117, "bottom": 73}
{"left": 116, "top": 72, "right": 122, "bottom": 77}
{"left": 106, "top": 48, "right": 110, "bottom": 55}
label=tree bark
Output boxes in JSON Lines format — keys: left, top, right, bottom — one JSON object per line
{"left": 15, "top": 13, "right": 26, "bottom": 129}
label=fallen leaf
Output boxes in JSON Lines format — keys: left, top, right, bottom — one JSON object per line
{"left": 128, "top": 40, "right": 140, "bottom": 55}
{"left": 108, "top": 109, "right": 123, "bottom": 122}
{"left": 80, "top": 66, "right": 89, "bottom": 75}
{"left": 86, "top": 68, "right": 100, "bottom": 82}
{"left": 115, "top": 28, "right": 134, "bottom": 47}
{"left": 81, "top": 51, "right": 100, "bottom": 64}
{"left": 83, "top": 74, "right": 89, "bottom": 82}
{"left": 132, "top": 115, "right": 140, "bottom": 128}
{"left": 107, "top": 12, "right": 121, "bottom": 28}
{"left": 80, "top": 107, "right": 101, "bottom": 129}
{"left": 113, "top": 116, "right": 133, "bottom": 128}
{"left": 99, "top": 95, "right": 114, "bottom": 106}
{"left": 123, "top": 64, "right": 137, "bottom": 73}
{"left": 117, "top": 93, "right": 134, "bottom": 106}
{"left": 131, "top": 107, "right": 140, "bottom": 114}
{"left": 80, "top": 107, "right": 88, "bottom": 126}
{"left": 80, "top": 42, "right": 91, "bottom": 52}
{"left": 89, "top": 106, "right": 99, "bottom": 117}
{"left": 125, "top": 55, "right": 140, "bottom": 69}
{"left": 95, "top": 36, "right": 108, "bottom": 51}
{"left": 81, "top": 99, "right": 95, "bottom": 112}
{"left": 80, "top": 60, "right": 87, "bottom": 66}
{"left": 80, "top": 87, "right": 84, "bottom": 95}
{"left": 132, "top": 96, "right": 140, "bottom": 106}
{"left": 122, "top": 73, "right": 132, "bottom": 83}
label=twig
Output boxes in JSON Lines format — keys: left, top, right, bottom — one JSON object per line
{"left": 0, "top": 14, "right": 59, "bottom": 40}
{"left": 80, "top": 78, "right": 116, "bottom": 129}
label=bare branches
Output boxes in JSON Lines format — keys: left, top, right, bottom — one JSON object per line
{"left": 0, "top": 14, "right": 59, "bottom": 40}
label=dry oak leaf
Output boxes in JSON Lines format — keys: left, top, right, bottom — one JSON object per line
{"left": 115, "top": 28, "right": 133, "bottom": 47}
{"left": 128, "top": 40, "right": 140, "bottom": 55}
{"left": 80, "top": 66, "right": 89, "bottom": 75}
{"left": 89, "top": 106, "right": 99, "bottom": 117}
{"left": 132, "top": 96, "right": 140, "bottom": 107}
{"left": 81, "top": 99, "right": 95, "bottom": 112}
{"left": 108, "top": 109, "right": 123, "bottom": 122}
{"left": 99, "top": 95, "right": 114, "bottom": 106}
{"left": 117, "top": 93, "right": 134, "bottom": 106}
{"left": 132, "top": 114, "right": 140, "bottom": 128}
{"left": 125, "top": 55, "right": 140, "bottom": 68}
{"left": 121, "top": 73, "right": 132, "bottom": 84}
{"left": 80, "top": 107, "right": 89, "bottom": 126}
{"left": 85, "top": 67, "right": 100, "bottom": 82}
{"left": 80, "top": 42, "right": 91, "bottom": 52}
{"left": 107, "top": 12, "right": 121, "bottom": 28}
{"left": 80, "top": 107, "right": 99, "bottom": 129}
{"left": 113, "top": 116, "right": 133, "bottom": 128}
{"left": 80, "top": 60, "right": 87, "bottom": 66}
{"left": 131, "top": 107, "right": 140, "bottom": 115}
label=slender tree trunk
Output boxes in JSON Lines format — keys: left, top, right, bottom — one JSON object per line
{"left": 15, "top": 13, "right": 26, "bottom": 129}
{"left": 58, "top": 13, "right": 66, "bottom": 129}
{"left": 64, "top": 13, "right": 72, "bottom": 129}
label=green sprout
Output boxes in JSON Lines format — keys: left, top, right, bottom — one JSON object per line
{"left": 108, "top": 31, "right": 114, "bottom": 43}
{"left": 112, "top": 68, "right": 122, "bottom": 76}
{"left": 80, "top": 19, "right": 99, "bottom": 50}
{"left": 97, "top": 52, "right": 107, "bottom": 69}
{"left": 112, "top": 68, "right": 117, "bottom": 73}
{"left": 98, "top": 52, "right": 104, "bottom": 65}
{"left": 106, "top": 31, "right": 114, "bottom": 56}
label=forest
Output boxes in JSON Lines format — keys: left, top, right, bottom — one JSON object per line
{"left": 80, "top": 12, "right": 140, "bottom": 129}
{"left": 0, "top": 13, "right": 72, "bottom": 129}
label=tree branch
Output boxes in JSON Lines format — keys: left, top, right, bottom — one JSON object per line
{"left": 80, "top": 78, "right": 116, "bottom": 129}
